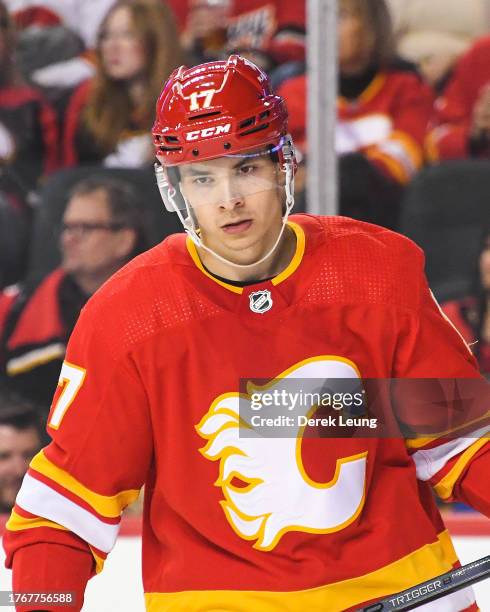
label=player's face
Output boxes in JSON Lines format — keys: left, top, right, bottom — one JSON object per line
{"left": 0, "top": 426, "right": 40, "bottom": 509}
{"left": 99, "top": 6, "right": 147, "bottom": 81}
{"left": 60, "top": 190, "right": 135, "bottom": 282}
{"left": 179, "top": 152, "right": 284, "bottom": 265}
{"left": 338, "top": 0, "right": 374, "bottom": 76}
{"left": 480, "top": 235, "right": 490, "bottom": 291}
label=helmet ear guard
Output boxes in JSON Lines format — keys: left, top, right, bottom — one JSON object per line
{"left": 154, "top": 162, "right": 186, "bottom": 212}
{"left": 273, "top": 134, "right": 296, "bottom": 216}
{"left": 154, "top": 161, "right": 201, "bottom": 242}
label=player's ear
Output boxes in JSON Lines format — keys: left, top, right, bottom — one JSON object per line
{"left": 116, "top": 228, "right": 138, "bottom": 260}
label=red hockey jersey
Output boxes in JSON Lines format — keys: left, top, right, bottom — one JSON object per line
{"left": 426, "top": 35, "right": 490, "bottom": 161}
{"left": 227, "top": 0, "right": 305, "bottom": 65}
{"left": 3, "top": 215, "right": 490, "bottom": 611}
{"left": 279, "top": 71, "right": 434, "bottom": 184}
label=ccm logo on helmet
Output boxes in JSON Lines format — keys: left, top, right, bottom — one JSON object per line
{"left": 186, "top": 124, "right": 231, "bottom": 141}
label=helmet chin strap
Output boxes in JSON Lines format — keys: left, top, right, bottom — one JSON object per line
{"left": 181, "top": 160, "right": 295, "bottom": 269}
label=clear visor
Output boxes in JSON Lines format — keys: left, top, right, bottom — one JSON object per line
{"left": 156, "top": 146, "right": 286, "bottom": 212}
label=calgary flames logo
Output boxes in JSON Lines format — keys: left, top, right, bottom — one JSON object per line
{"left": 196, "top": 357, "right": 368, "bottom": 551}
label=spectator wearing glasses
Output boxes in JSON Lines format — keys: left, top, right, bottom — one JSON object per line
{"left": 0, "top": 384, "right": 42, "bottom": 514}
{"left": 0, "top": 176, "right": 149, "bottom": 411}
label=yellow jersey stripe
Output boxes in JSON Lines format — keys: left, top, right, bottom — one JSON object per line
{"left": 434, "top": 438, "right": 489, "bottom": 500}
{"left": 89, "top": 546, "right": 106, "bottom": 574}
{"left": 390, "top": 130, "right": 424, "bottom": 169}
{"left": 338, "top": 74, "right": 387, "bottom": 108}
{"left": 6, "top": 509, "right": 68, "bottom": 533}
{"left": 30, "top": 450, "right": 140, "bottom": 518}
{"left": 186, "top": 221, "right": 306, "bottom": 294}
{"left": 145, "top": 531, "right": 459, "bottom": 611}
{"left": 366, "top": 148, "right": 409, "bottom": 184}
{"left": 6, "top": 510, "right": 106, "bottom": 575}
{"left": 271, "top": 222, "right": 305, "bottom": 286}
{"left": 186, "top": 236, "right": 243, "bottom": 294}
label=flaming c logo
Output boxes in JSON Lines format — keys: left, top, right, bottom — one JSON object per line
{"left": 196, "top": 357, "right": 368, "bottom": 551}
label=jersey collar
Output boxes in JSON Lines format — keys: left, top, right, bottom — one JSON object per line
{"left": 338, "top": 73, "right": 387, "bottom": 108}
{"left": 185, "top": 221, "right": 306, "bottom": 295}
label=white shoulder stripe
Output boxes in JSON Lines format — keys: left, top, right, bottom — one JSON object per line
{"left": 16, "top": 474, "right": 120, "bottom": 553}
{"left": 412, "top": 424, "right": 490, "bottom": 481}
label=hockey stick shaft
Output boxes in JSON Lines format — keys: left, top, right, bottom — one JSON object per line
{"left": 357, "top": 555, "right": 490, "bottom": 611}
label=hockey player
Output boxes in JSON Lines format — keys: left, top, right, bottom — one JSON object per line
{"left": 3, "top": 55, "right": 490, "bottom": 612}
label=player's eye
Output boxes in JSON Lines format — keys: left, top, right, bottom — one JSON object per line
{"left": 238, "top": 164, "right": 257, "bottom": 176}
{"left": 193, "top": 176, "right": 214, "bottom": 186}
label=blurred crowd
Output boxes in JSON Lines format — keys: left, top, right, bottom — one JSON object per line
{"left": 0, "top": 0, "right": 489, "bottom": 515}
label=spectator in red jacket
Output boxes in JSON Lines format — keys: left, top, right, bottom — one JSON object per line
{"left": 426, "top": 35, "right": 490, "bottom": 161}
{"left": 0, "top": 0, "right": 58, "bottom": 197}
{"left": 0, "top": 176, "right": 149, "bottom": 410}
{"left": 5, "top": 0, "right": 118, "bottom": 91}
{"left": 177, "top": 0, "right": 231, "bottom": 64}
{"left": 173, "top": 0, "right": 305, "bottom": 71}
{"left": 442, "top": 227, "right": 490, "bottom": 376}
{"left": 278, "top": 0, "right": 434, "bottom": 229}
{"left": 63, "top": 0, "right": 184, "bottom": 168}
{"left": 226, "top": 0, "right": 305, "bottom": 71}
{"left": 0, "top": 0, "right": 58, "bottom": 287}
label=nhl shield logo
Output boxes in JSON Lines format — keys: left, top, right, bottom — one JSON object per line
{"left": 249, "top": 289, "right": 273, "bottom": 314}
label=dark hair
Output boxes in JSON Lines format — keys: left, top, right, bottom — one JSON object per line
{"left": 68, "top": 175, "right": 150, "bottom": 258}
{"left": 0, "top": 380, "right": 42, "bottom": 432}
{"left": 341, "top": 0, "right": 395, "bottom": 68}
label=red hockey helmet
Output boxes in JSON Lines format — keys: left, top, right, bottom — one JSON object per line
{"left": 152, "top": 54, "right": 290, "bottom": 165}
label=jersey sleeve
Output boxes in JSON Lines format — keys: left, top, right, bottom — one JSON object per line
{"left": 392, "top": 246, "right": 490, "bottom": 514}
{"left": 3, "top": 299, "right": 153, "bottom": 575}
{"left": 425, "top": 41, "right": 489, "bottom": 161}
{"left": 11, "top": 541, "right": 94, "bottom": 612}
{"left": 364, "top": 74, "right": 434, "bottom": 185}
